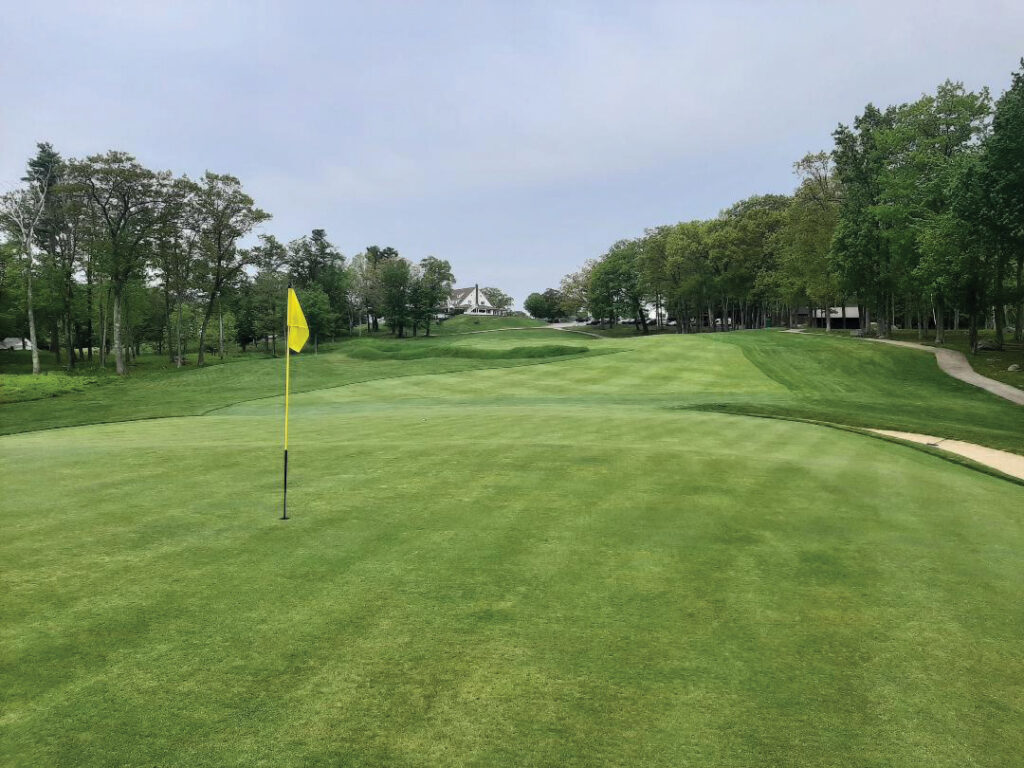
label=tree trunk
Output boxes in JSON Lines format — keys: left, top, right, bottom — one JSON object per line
{"left": 197, "top": 291, "right": 218, "bottom": 367}
{"left": 51, "top": 321, "right": 61, "bottom": 365}
{"left": 876, "top": 300, "right": 889, "bottom": 339}
{"left": 1015, "top": 251, "right": 1023, "bottom": 343}
{"left": 86, "top": 265, "right": 94, "bottom": 362}
{"left": 113, "top": 288, "right": 126, "bottom": 375}
{"left": 994, "top": 250, "right": 1007, "bottom": 349}
{"left": 60, "top": 319, "right": 72, "bottom": 369}
{"left": 933, "top": 299, "right": 945, "bottom": 345}
{"left": 968, "top": 312, "right": 980, "bottom": 354}
{"left": 99, "top": 291, "right": 108, "bottom": 367}
{"left": 25, "top": 265, "right": 41, "bottom": 374}
{"left": 218, "top": 298, "right": 225, "bottom": 359}
{"left": 176, "top": 300, "right": 185, "bottom": 367}
{"left": 63, "top": 274, "right": 76, "bottom": 370}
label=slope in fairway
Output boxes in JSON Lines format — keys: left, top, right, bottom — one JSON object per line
{"left": 2, "top": 331, "right": 1023, "bottom": 767}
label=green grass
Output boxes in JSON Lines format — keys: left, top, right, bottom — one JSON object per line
{"left": 890, "top": 329, "right": 1024, "bottom": 389}
{"left": 0, "top": 337, "right": 604, "bottom": 436}
{"left": 431, "top": 314, "right": 547, "bottom": 334}
{"left": 586, "top": 323, "right": 677, "bottom": 337}
{"left": 2, "top": 330, "right": 1022, "bottom": 766}
{"left": 0, "top": 347, "right": 267, "bottom": 404}
{"left": 0, "top": 369, "right": 100, "bottom": 403}
{"left": 346, "top": 339, "right": 587, "bottom": 361}
{"left": 802, "top": 327, "right": 1024, "bottom": 390}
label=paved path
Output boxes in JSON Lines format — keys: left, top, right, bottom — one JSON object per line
{"left": 548, "top": 322, "right": 605, "bottom": 339}
{"left": 785, "top": 329, "right": 1024, "bottom": 406}
{"left": 869, "top": 429, "right": 1024, "bottom": 480}
{"left": 866, "top": 337, "right": 1024, "bottom": 405}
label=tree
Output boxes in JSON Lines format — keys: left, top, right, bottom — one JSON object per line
{"left": 73, "top": 151, "right": 170, "bottom": 374}
{"left": 559, "top": 261, "right": 595, "bottom": 320}
{"left": 0, "top": 146, "right": 55, "bottom": 374}
{"left": 379, "top": 257, "right": 413, "bottom": 337}
{"left": 875, "top": 81, "right": 991, "bottom": 342}
{"left": 983, "top": 61, "right": 1024, "bottom": 342}
{"left": 37, "top": 146, "right": 92, "bottom": 368}
{"left": 480, "top": 286, "right": 512, "bottom": 314}
{"left": 415, "top": 256, "right": 454, "bottom": 336}
{"left": 361, "top": 245, "right": 399, "bottom": 330}
{"left": 150, "top": 177, "right": 200, "bottom": 366}
{"left": 589, "top": 240, "right": 649, "bottom": 332}
{"left": 831, "top": 104, "right": 897, "bottom": 335}
{"left": 296, "top": 284, "right": 331, "bottom": 352}
{"left": 523, "top": 289, "right": 564, "bottom": 321}
{"left": 193, "top": 172, "right": 269, "bottom": 364}
{"left": 773, "top": 153, "right": 841, "bottom": 329}
{"left": 288, "top": 229, "right": 348, "bottom": 339}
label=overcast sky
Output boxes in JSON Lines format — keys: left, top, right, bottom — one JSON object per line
{"left": 2, "top": 1, "right": 1022, "bottom": 305}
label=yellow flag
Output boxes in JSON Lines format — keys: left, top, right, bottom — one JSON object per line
{"left": 287, "top": 288, "right": 309, "bottom": 353}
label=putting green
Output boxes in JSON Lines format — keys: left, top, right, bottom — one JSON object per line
{"left": 2, "top": 331, "right": 1022, "bottom": 766}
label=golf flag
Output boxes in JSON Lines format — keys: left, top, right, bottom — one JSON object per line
{"left": 282, "top": 286, "right": 308, "bottom": 520}
{"left": 287, "top": 288, "right": 309, "bottom": 353}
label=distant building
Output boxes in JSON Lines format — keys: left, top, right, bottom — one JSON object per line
{"left": 811, "top": 306, "right": 860, "bottom": 329}
{"left": 0, "top": 337, "right": 33, "bottom": 351}
{"left": 448, "top": 284, "right": 496, "bottom": 315}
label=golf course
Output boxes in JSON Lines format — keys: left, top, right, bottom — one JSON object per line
{"left": 2, "top": 326, "right": 1022, "bottom": 767}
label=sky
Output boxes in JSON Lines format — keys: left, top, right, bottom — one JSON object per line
{"left": 2, "top": 1, "right": 1023, "bottom": 306}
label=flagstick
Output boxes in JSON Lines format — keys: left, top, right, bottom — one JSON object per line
{"left": 282, "top": 285, "right": 291, "bottom": 521}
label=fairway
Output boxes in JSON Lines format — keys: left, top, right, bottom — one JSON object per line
{"left": 2, "top": 331, "right": 1023, "bottom": 767}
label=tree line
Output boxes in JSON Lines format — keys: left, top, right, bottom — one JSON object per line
{"left": 0, "top": 147, "right": 505, "bottom": 375}
{"left": 530, "top": 63, "right": 1024, "bottom": 352}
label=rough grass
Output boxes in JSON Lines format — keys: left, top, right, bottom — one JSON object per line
{"left": 0, "top": 370, "right": 100, "bottom": 403}
{"left": 1, "top": 330, "right": 1023, "bottom": 766}
{"left": 346, "top": 340, "right": 587, "bottom": 361}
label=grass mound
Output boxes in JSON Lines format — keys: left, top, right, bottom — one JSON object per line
{"left": 346, "top": 341, "right": 586, "bottom": 361}
{"left": 432, "top": 314, "right": 546, "bottom": 334}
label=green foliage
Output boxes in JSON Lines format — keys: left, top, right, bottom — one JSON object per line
{"left": 0, "top": 368, "right": 99, "bottom": 402}
{"left": 480, "top": 285, "right": 513, "bottom": 312}
{"left": 523, "top": 289, "right": 563, "bottom": 321}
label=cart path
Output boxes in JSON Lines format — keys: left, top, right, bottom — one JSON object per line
{"left": 784, "top": 329, "right": 1024, "bottom": 406}
{"left": 869, "top": 429, "right": 1024, "bottom": 481}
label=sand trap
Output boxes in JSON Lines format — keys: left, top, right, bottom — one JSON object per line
{"left": 869, "top": 429, "right": 1024, "bottom": 481}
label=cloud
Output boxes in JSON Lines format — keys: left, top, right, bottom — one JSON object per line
{"left": 1, "top": 0, "right": 1022, "bottom": 302}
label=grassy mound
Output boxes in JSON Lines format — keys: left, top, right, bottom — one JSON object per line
{"left": 346, "top": 341, "right": 586, "bottom": 360}
{"left": 431, "top": 314, "right": 547, "bottom": 334}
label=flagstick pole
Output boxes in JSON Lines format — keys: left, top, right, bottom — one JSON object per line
{"left": 282, "top": 284, "right": 291, "bottom": 521}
